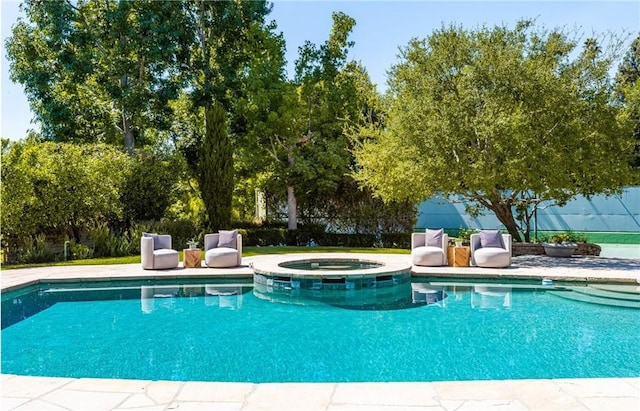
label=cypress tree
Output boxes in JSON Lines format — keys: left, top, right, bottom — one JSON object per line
{"left": 200, "top": 102, "right": 233, "bottom": 231}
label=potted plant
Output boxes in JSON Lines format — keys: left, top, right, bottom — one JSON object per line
{"left": 187, "top": 239, "right": 199, "bottom": 250}
{"left": 542, "top": 233, "right": 577, "bottom": 257}
{"left": 454, "top": 227, "right": 475, "bottom": 247}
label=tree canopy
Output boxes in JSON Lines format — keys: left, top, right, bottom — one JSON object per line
{"left": 1, "top": 140, "right": 130, "bottom": 242}
{"left": 616, "top": 35, "right": 640, "bottom": 171}
{"left": 6, "top": 0, "right": 192, "bottom": 148}
{"left": 353, "top": 21, "right": 635, "bottom": 241}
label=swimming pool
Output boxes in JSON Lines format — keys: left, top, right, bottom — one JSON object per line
{"left": 2, "top": 279, "right": 639, "bottom": 383}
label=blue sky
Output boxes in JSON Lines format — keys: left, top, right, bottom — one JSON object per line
{"left": 2, "top": 0, "right": 639, "bottom": 141}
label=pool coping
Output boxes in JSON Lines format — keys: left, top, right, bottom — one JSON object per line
{"left": 2, "top": 253, "right": 639, "bottom": 294}
{"left": 2, "top": 253, "right": 639, "bottom": 410}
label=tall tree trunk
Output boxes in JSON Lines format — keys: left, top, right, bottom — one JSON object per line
{"left": 287, "top": 148, "right": 297, "bottom": 230}
{"left": 287, "top": 185, "right": 297, "bottom": 230}
{"left": 200, "top": 102, "right": 233, "bottom": 231}
{"left": 120, "top": 74, "right": 135, "bottom": 150}
{"left": 123, "top": 115, "right": 135, "bottom": 150}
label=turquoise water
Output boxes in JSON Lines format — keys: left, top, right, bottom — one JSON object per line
{"left": 2, "top": 280, "right": 639, "bottom": 382}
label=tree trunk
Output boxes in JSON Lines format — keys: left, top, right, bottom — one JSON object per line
{"left": 123, "top": 120, "right": 135, "bottom": 150}
{"left": 487, "top": 201, "right": 523, "bottom": 242}
{"left": 119, "top": 73, "right": 135, "bottom": 150}
{"left": 287, "top": 185, "right": 297, "bottom": 230}
{"left": 286, "top": 148, "right": 297, "bottom": 230}
{"left": 70, "top": 223, "right": 81, "bottom": 244}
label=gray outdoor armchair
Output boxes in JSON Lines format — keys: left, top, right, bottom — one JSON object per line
{"left": 204, "top": 230, "right": 243, "bottom": 268}
{"left": 470, "top": 231, "right": 512, "bottom": 268}
{"left": 411, "top": 228, "right": 448, "bottom": 266}
{"left": 141, "top": 233, "right": 179, "bottom": 270}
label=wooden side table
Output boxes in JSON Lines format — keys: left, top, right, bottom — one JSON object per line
{"left": 447, "top": 246, "right": 470, "bottom": 267}
{"left": 183, "top": 248, "right": 202, "bottom": 268}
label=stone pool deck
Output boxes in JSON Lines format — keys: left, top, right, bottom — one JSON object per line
{"left": 2, "top": 253, "right": 639, "bottom": 411}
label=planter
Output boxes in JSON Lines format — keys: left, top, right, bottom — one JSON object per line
{"left": 543, "top": 243, "right": 577, "bottom": 258}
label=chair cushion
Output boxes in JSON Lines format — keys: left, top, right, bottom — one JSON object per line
{"left": 218, "top": 230, "right": 238, "bottom": 249}
{"left": 425, "top": 229, "right": 443, "bottom": 247}
{"left": 153, "top": 248, "right": 179, "bottom": 270}
{"left": 474, "top": 247, "right": 510, "bottom": 268}
{"left": 480, "top": 230, "right": 504, "bottom": 249}
{"left": 411, "top": 246, "right": 445, "bottom": 266}
{"left": 206, "top": 247, "right": 239, "bottom": 268}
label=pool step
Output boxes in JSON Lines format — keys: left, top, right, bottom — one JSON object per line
{"left": 575, "top": 286, "right": 640, "bottom": 301}
{"left": 589, "top": 284, "right": 640, "bottom": 295}
{"left": 548, "top": 287, "right": 640, "bottom": 309}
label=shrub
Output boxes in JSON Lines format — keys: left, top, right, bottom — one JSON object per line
{"left": 70, "top": 242, "right": 93, "bottom": 260}
{"left": 90, "top": 223, "right": 130, "bottom": 257}
{"left": 540, "top": 230, "right": 589, "bottom": 244}
{"left": 242, "top": 228, "right": 288, "bottom": 246}
{"left": 380, "top": 233, "right": 411, "bottom": 248}
{"left": 15, "top": 234, "right": 54, "bottom": 263}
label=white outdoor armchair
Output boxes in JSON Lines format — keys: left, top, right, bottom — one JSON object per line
{"left": 470, "top": 231, "right": 512, "bottom": 268}
{"left": 204, "top": 230, "right": 243, "bottom": 268}
{"left": 140, "top": 233, "right": 179, "bottom": 270}
{"left": 411, "top": 229, "right": 448, "bottom": 266}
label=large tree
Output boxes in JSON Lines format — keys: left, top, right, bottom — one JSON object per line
{"left": 249, "top": 12, "right": 381, "bottom": 230}
{"left": 177, "top": 0, "right": 277, "bottom": 231}
{"left": 353, "top": 21, "right": 635, "bottom": 242}
{"left": 6, "top": 0, "right": 192, "bottom": 148}
{"left": 616, "top": 35, "right": 640, "bottom": 171}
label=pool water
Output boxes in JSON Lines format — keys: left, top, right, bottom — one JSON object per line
{"left": 2, "top": 280, "right": 639, "bottom": 383}
{"left": 278, "top": 258, "right": 383, "bottom": 271}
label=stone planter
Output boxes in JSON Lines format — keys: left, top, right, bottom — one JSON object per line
{"left": 512, "top": 242, "right": 601, "bottom": 257}
{"left": 543, "top": 243, "right": 578, "bottom": 257}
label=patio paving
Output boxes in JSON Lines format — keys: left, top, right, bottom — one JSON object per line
{"left": 1, "top": 253, "right": 639, "bottom": 410}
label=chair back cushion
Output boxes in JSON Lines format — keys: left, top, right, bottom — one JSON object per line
{"left": 479, "top": 230, "right": 504, "bottom": 249}
{"left": 218, "top": 230, "right": 238, "bottom": 249}
{"left": 155, "top": 235, "right": 172, "bottom": 250}
{"left": 425, "top": 229, "right": 444, "bottom": 247}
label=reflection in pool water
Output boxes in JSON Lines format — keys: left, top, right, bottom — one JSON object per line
{"left": 253, "top": 280, "right": 447, "bottom": 310}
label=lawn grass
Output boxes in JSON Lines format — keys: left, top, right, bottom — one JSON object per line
{"left": 1, "top": 246, "right": 409, "bottom": 270}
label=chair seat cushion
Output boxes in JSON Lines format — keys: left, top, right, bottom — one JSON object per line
{"left": 411, "top": 246, "right": 445, "bottom": 266}
{"left": 205, "top": 247, "right": 239, "bottom": 268}
{"left": 153, "top": 248, "right": 179, "bottom": 270}
{"left": 474, "top": 247, "right": 510, "bottom": 268}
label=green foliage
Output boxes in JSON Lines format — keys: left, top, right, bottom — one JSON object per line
{"left": 539, "top": 230, "right": 589, "bottom": 244}
{"left": 5, "top": 0, "right": 192, "bottom": 147}
{"left": 616, "top": 36, "right": 640, "bottom": 172}
{"left": 90, "top": 223, "right": 130, "bottom": 258}
{"left": 1, "top": 140, "right": 129, "bottom": 243}
{"left": 120, "top": 149, "right": 183, "bottom": 224}
{"left": 200, "top": 103, "right": 233, "bottom": 230}
{"left": 152, "top": 219, "right": 198, "bottom": 251}
{"left": 242, "top": 12, "right": 386, "bottom": 231}
{"left": 172, "top": 1, "right": 276, "bottom": 231}
{"left": 456, "top": 227, "right": 477, "bottom": 242}
{"left": 69, "top": 241, "right": 93, "bottom": 260}
{"left": 165, "top": 179, "right": 206, "bottom": 228}
{"left": 354, "top": 20, "right": 635, "bottom": 242}
{"left": 15, "top": 234, "right": 54, "bottom": 264}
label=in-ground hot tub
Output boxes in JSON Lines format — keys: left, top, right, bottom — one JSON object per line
{"left": 251, "top": 254, "right": 422, "bottom": 308}
{"left": 252, "top": 254, "right": 412, "bottom": 291}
